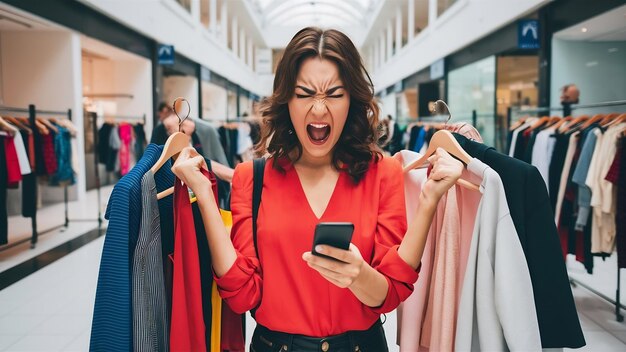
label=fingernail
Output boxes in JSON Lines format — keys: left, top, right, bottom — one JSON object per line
{"left": 315, "top": 245, "right": 324, "bottom": 253}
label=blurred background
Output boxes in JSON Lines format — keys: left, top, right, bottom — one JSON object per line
{"left": 0, "top": 0, "right": 625, "bottom": 351}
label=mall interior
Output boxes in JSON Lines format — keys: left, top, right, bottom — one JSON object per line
{"left": 0, "top": 0, "right": 625, "bottom": 351}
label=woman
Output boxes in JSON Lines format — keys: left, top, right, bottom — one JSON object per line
{"left": 172, "top": 27, "right": 462, "bottom": 351}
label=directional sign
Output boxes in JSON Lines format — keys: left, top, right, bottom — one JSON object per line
{"left": 518, "top": 20, "right": 540, "bottom": 50}
{"left": 158, "top": 44, "right": 175, "bottom": 65}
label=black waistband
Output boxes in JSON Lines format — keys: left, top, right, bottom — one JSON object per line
{"left": 253, "top": 320, "right": 386, "bottom": 352}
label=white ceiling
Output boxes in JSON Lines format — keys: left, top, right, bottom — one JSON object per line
{"left": 254, "top": 0, "right": 379, "bottom": 28}
{"left": 555, "top": 4, "right": 626, "bottom": 42}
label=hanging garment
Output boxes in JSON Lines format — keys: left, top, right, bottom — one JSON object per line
{"left": 548, "top": 132, "right": 572, "bottom": 209}
{"left": 133, "top": 124, "right": 146, "bottom": 160}
{"left": 589, "top": 123, "right": 626, "bottom": 255}
{"left": 555, "top": 132, "right": 580, "bottom": 224}
{"left": 42, "top": 131, "right": 58, "bottom": 176}
{"left": 90, "top": 144, "right": 174, "bottom": 352}
{"left": 608, "top": 137, "right": 626, "bottom": 268}
{"left": 191, "top": 170, "right": 219, "bottom": 351}
{"left": 119, "top": 124, "right": 132, "bottom": 176}
{"left": 170, "top": 174, "right": 208, "bottom": 352}
{"left": 97, "top": 123, "right": 113, "bottom": 165}
{"left": 216, "top": 209, "right": 245, "bottom": 352}
{"left": 572, "top": 128, "right": 599, "bottom": 230}
{"left": 414, "top": 127, "right": 427, "bottom": 153}
{"left": 132, "top": 171, "right": 169, "bottom": 352}
{"left": 0, "top": 135, "right": 7, "bottom": 245}
{"left": 3, "top": 135, "right": 23, "bottom": 185}
{"left": 50, "top": 125, "right": 75, "bottom": 186}
{"left": 12, "top": 132, "right": 31, "bottom": 175}
{"left": 107, "top": 125, "right": 121, "bottom": 173}
{"left": 395, "top": 150, "right": 482, "bottom": 352}
{"left": 531, "top": 128, "right": 557, "bottom": 190}
{"left": 455, "top": 157, "right": 541, "bottom": 352}
{"left": 20, "top": 130, "right": 36, "bottom": 218}
{"left": 453, "top": 133, "right": 585, "bottom": 349}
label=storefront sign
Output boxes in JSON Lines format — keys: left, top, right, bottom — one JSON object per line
{"left": 518, "top": 20, "right": 540, "bottom": 49}
{"left": 430, "top": 59, "right": 445, "bottom": 80}
{"left": 158, "top": 44, "right": 175, "bottom": 65}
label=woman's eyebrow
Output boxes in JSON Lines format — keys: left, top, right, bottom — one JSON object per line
{"left": 295, "top": 85, "right": 316, "bottom": 95}
{"left": 326, "top": 86, "right": 344, "bottom": 95}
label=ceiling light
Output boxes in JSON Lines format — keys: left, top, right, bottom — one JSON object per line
{"left": 581, "top": 27, "right": 588, "bottom": 33}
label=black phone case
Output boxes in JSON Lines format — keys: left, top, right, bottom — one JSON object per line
{"left": 312, "top": 222, "right": 354, "bottom": 261}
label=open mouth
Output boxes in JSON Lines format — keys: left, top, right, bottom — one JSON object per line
{"left": 306, "top": 123, "right": 331, "bottom": 145}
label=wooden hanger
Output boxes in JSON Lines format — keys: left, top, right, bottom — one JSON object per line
{"left": 579, "top": 114, "right": 605, "bottom": 130}
{"left": 509, "top": 116, "right": 528, "bottom": 131}
{"left": 550, "top": 116, "right": 571, "bottom": 130}
{"left": 154, "top": 97, "right": 193, "bottom": 200}
{"left": 561, "top": 115, "right": 589, "bottom": 132}
{"left": 402, "top": 129, "right": 480, "bottom": 191}
{"left": 0, "top": 116, "right": 19, "bottom": 136}
{"left": 3, "top": 115, "right": 32, "bottom": 134}
{"left": 526, "top": 116, "right": 552, "bottom": 133}
{"left": 37, "top": 118, "right": 59, "bottom": 134}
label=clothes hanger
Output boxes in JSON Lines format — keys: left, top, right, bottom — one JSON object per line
{"left": 402, "top": 100, "right": 480, "bottom": 192}
{"left": 509, "top": 116, "right": 528, "bottom": 131}
{"left": 561, "top": 115, "right": 589, "bottom": 132}
{"left": 579, "top": 113, "right": 605, "bottom": 130}
{"left": 0, "top": 116, "right": 19, "bottom": 136}
{"left": 153, "top": 98, "right": 193, "bottom": 200}
{"left": 3, "top": 115, "right": 32, "bottom": 133}
{"left": 37, "top": 117, "right": 59, "bottom": 134}
{"left": 525, "top": 115, "right": 552, "bottom": 133}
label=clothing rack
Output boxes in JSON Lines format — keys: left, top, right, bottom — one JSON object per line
{"left": 0, "top": 104, "right": 71, "bottom": 250}
{"left": 510, "top": 100, "right": 626, "bottom": 322}
{"left": 102, "top": 114, "right": 146, "bottom": 124}
{"left": 507, "top": 99, "right": 626, "bottom": 124}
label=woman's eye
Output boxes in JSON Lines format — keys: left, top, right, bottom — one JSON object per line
{"left": 296, "top": 94, "right": 311, "bottom": 99}
{"left": 328, "top": 94, "right": 344, "bottom": 99}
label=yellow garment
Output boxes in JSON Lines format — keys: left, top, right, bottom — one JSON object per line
{"left": 210, "top": 281, "right": 222, "bottom": 352}
{"left": 209, "top": 209, "right": 232, "bottom": 352}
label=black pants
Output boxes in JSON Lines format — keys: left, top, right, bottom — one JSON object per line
{"left": 251, "top": 320, "right": 388, "bottom": 352}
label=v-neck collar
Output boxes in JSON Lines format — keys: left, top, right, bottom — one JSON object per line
{"left": 291, "top": 165, "right": 343, "bottom": 221}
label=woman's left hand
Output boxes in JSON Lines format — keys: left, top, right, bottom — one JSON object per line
{"left": 302, "top": 244, "right": 365, "bottom": 288}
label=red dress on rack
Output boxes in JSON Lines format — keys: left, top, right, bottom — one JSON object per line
{"left": 171, "top": 175, "right": 210, "bottom": 352}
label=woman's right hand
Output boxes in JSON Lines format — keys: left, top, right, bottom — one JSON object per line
{"left": 171, "top": 147, "right": 212, "bottom": 199}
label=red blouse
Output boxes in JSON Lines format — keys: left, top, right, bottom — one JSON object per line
{"left": 215, "top": 157, "right": 418, "bottom": 337}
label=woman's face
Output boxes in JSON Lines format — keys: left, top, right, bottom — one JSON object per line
{"left": 288, "top": 57, "right": 350, "bottom": 162}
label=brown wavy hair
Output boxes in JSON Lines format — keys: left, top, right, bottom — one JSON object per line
{"left": 256, "top": 27, "right": 381, "bottom": 183}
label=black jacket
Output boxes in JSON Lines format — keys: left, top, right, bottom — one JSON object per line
{"left": 454, "top": 133, "right": 586, "bottom": 349}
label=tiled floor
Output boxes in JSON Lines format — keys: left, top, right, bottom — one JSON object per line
{"left": 0, "top": 186, "right": 112, "bottom": 273}
{"left": 1, "top": 234, "right": 625, "bottom": 351}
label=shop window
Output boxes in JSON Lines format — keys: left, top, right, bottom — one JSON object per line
{"left": 437, "top": 0, "right": 458, "bottom": 17}
{"left": 447, "top": 56, "right": 496, "bottom": 147}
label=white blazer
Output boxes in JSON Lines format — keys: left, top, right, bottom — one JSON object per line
{"left": 455, "top": 158, "right": 541, "bottom": 352}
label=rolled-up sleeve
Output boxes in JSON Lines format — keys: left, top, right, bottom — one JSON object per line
{"left": 366, "top": 158, "right": 420, "bottom": 314}
{"left": 213, "top": 162, "right": 263, "bottom": 314}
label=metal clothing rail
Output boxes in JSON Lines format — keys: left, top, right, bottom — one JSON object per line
{"left": 508, "top": 99, "right": 626, "bottom": 322}
{"left": 0, "top": 104, "right": 71, "bottom": 250}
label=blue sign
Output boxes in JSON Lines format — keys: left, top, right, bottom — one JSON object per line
{"left": 518, "top": 20, "right": 540, "bottom": 49}
{"left": 158, "top": 44, "right": 175, "bottom": 65}
{"left": 430, "top": 59, "right": 445, "bottom": 80}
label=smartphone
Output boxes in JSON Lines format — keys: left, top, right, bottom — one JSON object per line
{"left": 312, "top": 222, "right": 354, "bottom": 261}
